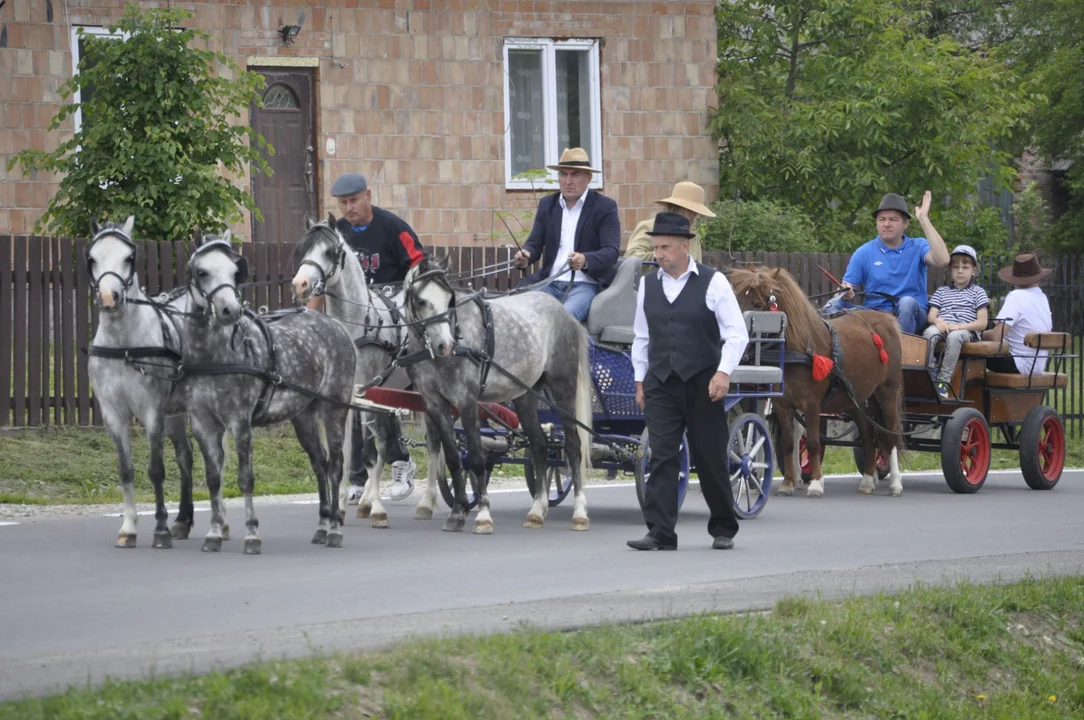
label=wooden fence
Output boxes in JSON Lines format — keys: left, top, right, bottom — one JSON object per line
{"left": 3, "top": 235, "right": 1082, "bottom": 437}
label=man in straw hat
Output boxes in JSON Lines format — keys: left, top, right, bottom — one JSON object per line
{"left": 982, "top": 251, "right": 1053, "bottom": 376}
{"left": 512, "top": 147, "right": 621, "bottom": 321}
{"left": 624, "top": 181, "right": 716, "bottom": 263}
{"left": 627, "top": 212, "right": 749, "bottom": 552}
{"left": 824, "top": 190, "right": 951, "bottom": 334}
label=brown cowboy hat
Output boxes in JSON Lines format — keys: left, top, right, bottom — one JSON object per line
{"left": 656, "top": 181, "right": 716, "bottom": 217}
{"left": 546, "top": 147, "right": 601, "bottom": 174}
{"left": 997, "top": 251, "right": 1052, "bottom": 285}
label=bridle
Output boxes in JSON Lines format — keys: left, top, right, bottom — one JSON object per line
{"left": 86, "top": 226, "right": 138, "bottom": 298}
{"left": 296, "top": 223, "right": 346, "bottom": 297}
{"left": 187, "top": 240, "right": 250, "bottom": 315}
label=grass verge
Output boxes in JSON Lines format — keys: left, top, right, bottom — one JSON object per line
{"left": 3, "top": 575, "right": 1082, "bottom": 718}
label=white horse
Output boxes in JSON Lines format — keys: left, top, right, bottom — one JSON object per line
{"left": 86, "top": 216, "right": 201, "bottom": 548}
{"left": 289, "top": 215, "right": 444, "bottom": 526}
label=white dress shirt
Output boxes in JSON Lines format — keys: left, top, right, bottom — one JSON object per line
{"left": 548, "top": 192, "right": 596, "bottom": 284}
{"left": 632, "top": 259, "right": 750, "bottom": 382}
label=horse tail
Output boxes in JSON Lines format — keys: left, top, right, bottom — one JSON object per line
{"left": 575, "top": 328, "right": 594, "bottom": 473}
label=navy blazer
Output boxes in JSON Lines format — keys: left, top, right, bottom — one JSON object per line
{"left": 520, "top": 190, "right": 621, "bottom": 287}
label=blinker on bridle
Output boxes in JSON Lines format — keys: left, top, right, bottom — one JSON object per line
{"left": 86, "top": 227, "right": 138, "bottom": 295}
{"left": 297, "top": 224, "right": 345, "bottom": 297}
{"left": 187, "top": 240, "right": 250, "bottom": 314}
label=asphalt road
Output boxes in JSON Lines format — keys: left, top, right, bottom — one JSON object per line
{"left": 2, "top": 469, "right": 1083, "bottom": 701}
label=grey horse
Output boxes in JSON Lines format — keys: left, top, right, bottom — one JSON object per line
{"left": 179, "top": 231, "right": 357, "bottom": 553}
{"left": 289, "top": 214, "right": 445, "bottom": 526}
{"left": 87, "top": 216, "right": 201, "bottom": 548}
{"left": 402, "top": 254, "right": 593, "bottom": 534}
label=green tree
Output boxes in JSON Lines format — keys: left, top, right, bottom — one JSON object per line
{"left": 711, "top": 0, "right": 1038, "bottom": 253}
{"left": 7, "top": 4, "right": 271, "bottom": 241}
{"left": 698, "top": 198, "right": 819, "bottom": 254}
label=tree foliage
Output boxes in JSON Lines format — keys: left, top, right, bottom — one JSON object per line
{"left": 698, "top": 199, "right": 818, "bottom": 254}
{"left": 7, "top": 4, "right": 271, "bottom": 241}
{"left": 711, "top": 0, "right": 1038, "bottom": 253}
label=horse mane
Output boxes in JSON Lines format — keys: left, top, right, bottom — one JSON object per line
{"left": 291, "top": 221, "right": 341, "bottom": 267}
{"left": 728, "top": 265, "right": 826, "bottom": 351}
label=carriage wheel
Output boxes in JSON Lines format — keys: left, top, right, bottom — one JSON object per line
{"left": 799, "top": 431, "right": 825, "bottom": 483}
{"left": 728, "top": 413, "right": 773, "bottom": 519}
{"left": 522, "top": 456, "right": 575, "bottom": 507}
{"left": 1019, "top": 406, "right": 1065, "bottom": 491}
{"left": 634, "top": 428, "right": 689, "bottom": 512}
{"left": 439, "top": 455, "right": 493, "bottom": 511}
{"left": 852, "top": 446, "right": 891, "bottom": 481}
{"left": 940, "top": 408, "right": 991, "bottom": 494}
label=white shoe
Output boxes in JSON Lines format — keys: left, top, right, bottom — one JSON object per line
{"left": 346, "top": 485, "right": 365, "bottom": 505}
{"left": 388, "top": 459, "right": 416, "bottom": 501}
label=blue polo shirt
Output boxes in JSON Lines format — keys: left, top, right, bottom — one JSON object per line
{"left": 842, "top": 235, "right": 932, "bottom": 313}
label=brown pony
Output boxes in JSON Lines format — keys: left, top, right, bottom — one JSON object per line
{"left": 728, "top": 266, "right": 905, "bottom": 497}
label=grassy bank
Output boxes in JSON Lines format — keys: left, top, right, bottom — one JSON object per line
{"left": 3, "top": 575, "right": 1082, "bottom": 718}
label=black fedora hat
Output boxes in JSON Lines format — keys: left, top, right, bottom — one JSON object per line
{"left": 872, "top": 193, "right": 911, "bottom": 219}
{"left": 646, "top": 212, "right": 696, "bottom": 239}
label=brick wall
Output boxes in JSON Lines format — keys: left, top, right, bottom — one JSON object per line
{"left": 1, "top": 0, "right": 720, "bottom": 247}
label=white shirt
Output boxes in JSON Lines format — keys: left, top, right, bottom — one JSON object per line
{"left": 548, "top": 192, "right": 595, "bottom": 284}
{"left": 996, "top": 287, "right": 1052, "bottom": 375}
{"left": 632, "top": 259, "right": 750, "bottom": 381}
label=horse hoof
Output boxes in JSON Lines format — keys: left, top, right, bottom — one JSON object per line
{"left": 806, "top": 490, "right": 823, "bottom": 499}
{"left": 222, "top": 525, "right": 231, "bottom": 541}
{"left": 371, "top": 513, "right": 389, "bottom": 529}
{"left": 571, "top": 518, "right": 590, "bottom": 531}
{"left": 442, "top": 516, "right": 466, "bottom": 533}
{"left": 152, "top": 531, "right": 173, "bottom": 549}
{"left": 857, "top": 486, "right": 873, "bottom": 495}
{"left": 415, "top": 506, "right": 434, "bottom": 520}
{"left": 775, "top": 486, "right": 794, "bottom": 497}
{"left": 473, "top": 520, "right": 494, "bottom": 535}
{"left": 201, "top": 537, "right": 222, "bottom": 553}
{"left": 115, "top": 534, "right": 136, "bottom": 548}
{"left": 523, "top": 514, "right": 544, "bottom": 529}
{"left": 169, "top": 522, "right": 191, "bottom": 540}
{"left": 243, "top": 537, "right": 262, "bottom": 555}
{"left": 326, "top": 532, "right": 343, "bottom": 549}
{"left": 890, "top": 488, "right": 902, "bottom": 498}
{"left": 357, "top": 504, "right": 372, "bottom": 520}
{"left": 311, "top": 529, "right": 328, "bottom": 545}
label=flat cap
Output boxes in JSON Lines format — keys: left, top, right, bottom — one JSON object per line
{"left": 331, "top": 173, "right": 368, "bottom": 197}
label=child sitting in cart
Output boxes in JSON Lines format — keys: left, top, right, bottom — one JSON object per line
{"left": 922, "top": 245, "right": 989, "bottom": 399}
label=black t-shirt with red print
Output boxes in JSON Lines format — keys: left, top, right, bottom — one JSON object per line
{"left": 336, "top": 206, "right": 424, "bottom": 285}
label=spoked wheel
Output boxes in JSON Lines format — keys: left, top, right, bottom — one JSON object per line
{"left": 635, "top": 428, "right": 689, "bottom": 512}
{"left": 523, "top": 456, "right": 575, "bottom": 507}
{"left": 941, "top": 408, "right": 991, "bottom": 494}
{"left": 439, "top": 455, "right": 494, "bottom": 510}
{"left": 799, "top": 431, "right": 825, "bottom": 483}
{"left": 1019, "top": 406, "right": 1065, "bottom": 490}
{"left": 728, "top": 413, "right": 773, "bottom": 519}
{"left": 852, "top": 446, "right": 891, "bottom": 481}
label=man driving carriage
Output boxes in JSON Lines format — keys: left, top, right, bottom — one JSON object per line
{"left": 511, "top": 147, "right": 621, "bottom": 322}
{"left": 823, "top": 191, "right": 951, "bottom": 334}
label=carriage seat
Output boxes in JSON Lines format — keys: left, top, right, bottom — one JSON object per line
{"left": 959, "top": 340, "right": 1009, "bottom": 356}
{"left": 984, "top": 372, "right": 1068, "bottom": 389}
{"left": 586, "top": 256, "right": 643, "bottom": 344}
{"left": 729, "top": 311, "right": 787, "bottom": 386}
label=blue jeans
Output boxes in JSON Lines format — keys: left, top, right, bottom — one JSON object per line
{"left": 535, "top": 281, "right": 599, "bottom": 322}
{"left": 822, "top": 295, "right": 927, "bottom": 335}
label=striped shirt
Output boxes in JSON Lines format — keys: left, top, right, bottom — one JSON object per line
{"left": 929, "top": 283, "right": 989, "bottom": 324}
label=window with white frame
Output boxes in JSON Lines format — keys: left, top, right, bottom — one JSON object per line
{"left": 70, "top": 26, "right": 127, "bottom": 134}
{"left": 502, "top": 38, "right": 602, "bottom": 190}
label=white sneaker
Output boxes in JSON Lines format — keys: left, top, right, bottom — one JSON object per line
{"left": 346, "top": 484, "right": 365, "bottom": 505}
{"left": 388, "top": 459, "right": 416, "bottom": 501}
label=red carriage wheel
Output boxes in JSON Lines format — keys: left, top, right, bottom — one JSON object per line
{"left": 1019, "top": 406, "right": 1065, "bottom": 490}
{"left": 941, "top": 408, "right": 991, "bottom": 494}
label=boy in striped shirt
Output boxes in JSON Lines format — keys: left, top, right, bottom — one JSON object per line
{"left": 922, "top": 245, "right": 989, "bottom": 399}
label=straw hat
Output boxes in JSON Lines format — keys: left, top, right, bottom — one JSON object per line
{"left": 656, "top": 181, "right": 716, "bottom": 218}
{"left": 546, "top": 147, "right": 601, "bottom": 173}
{"left": 997, "top": 251, "right": 1052, "bottom": 285}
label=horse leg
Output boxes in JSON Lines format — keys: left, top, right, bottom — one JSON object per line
{"left": 321, "top": 405, "right": 349, "bottom": 546}
{"left": 549, "top": 374, "right": 591, "bottom": 531}
{"left": 876, "top": 385, "right": 905, "bottom": 497}
{"left": 292, "top": 408, "right": 332, "bottom": 545}
{"left": 854, "top": 416, "right": 877, "bottom": 495}
{"left": 102, "top": 403, "right": 138, "bottom": 548}
{"left": 167, "top": 414, "right": 196, "bottom": 539}
{"left": 143, "top": 414, "right": 173, "bottom": 549}
{"left": 231, "top": 421, "right": 262, "bottom": 555}
{"left": 804, "top": 406, "right": 826, "bottom": 498}
{"left": 191, "top": 416, "right": 227, "bottom": 553}
{"left": 430, "top": 411, "right": 468, "bottom": 532}
{"left": 457, "top": 409, "right": 493, "bottom": 534}
{"left": 774, "top": 407, "right": 798, "bottom": 496}
{"left": 414, "top": 414, "right": 443, "bottom": 520}
{"left": 513, "top": 395, "right": 549, "bottom": 529}
{"left": 359, "top": 413, "right": 392, "bottom": 527}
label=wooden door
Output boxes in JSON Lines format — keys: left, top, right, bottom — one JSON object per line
{"left": 250, "top": 69, "right": 316, "bottom": 244}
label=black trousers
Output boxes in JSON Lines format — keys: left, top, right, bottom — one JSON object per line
{"left": 642, "top": 368, "right": 739, "bottom": 545}
{"left": 986, "top": 355, "right": 1019, "bottom": 374}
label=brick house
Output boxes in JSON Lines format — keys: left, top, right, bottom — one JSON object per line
{"left": 1, "top": 0, "right": 720, "bottom": 249}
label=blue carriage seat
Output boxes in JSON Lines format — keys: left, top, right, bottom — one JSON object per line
{"left": 729, "top": 311, "right": 787, "bottom": 386}
{"left": 586, "top": 256, "right": 643, "bottom": 345}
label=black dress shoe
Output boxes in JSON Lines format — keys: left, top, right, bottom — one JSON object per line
{"left": 627, "top": 534, "right": 677, "bottom": 551}
{"left": 712, "top": 536, "right": 735, "bottom": 550}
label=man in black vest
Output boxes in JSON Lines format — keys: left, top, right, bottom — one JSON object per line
{"left": 628, "top": 212, "right": 750, "bottom": 551}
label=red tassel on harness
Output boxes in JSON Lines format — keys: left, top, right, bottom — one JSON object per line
{"left": 872, "top": 333, "right": 888, "bottom": 365}
{"left": 812, "top": 353, "right": 834, "bottom": 382}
